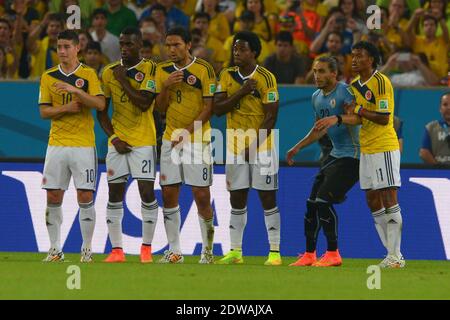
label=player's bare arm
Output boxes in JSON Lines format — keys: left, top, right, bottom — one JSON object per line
{"left": 353, "top": 105, "right": 389, "bottom": 125}
{"left": 255, "top": 101, "right": 279, "bottom": 148}
{"left": 39, "top": 100, "right": 81, "bottom": 119}
{"left": 53, "top": 82, "right": 105, "bottom": 111}
{"left": 286, "top": 120, "right": 327, "bottom": 166}
{"left": 172, "top": 98, "right": 213, "bottom": 147}
{"left": 112, "top": 65, "right": 155, "bottom": 111}
{"left": 155, "top": 70, "right": 184, "bottom": 112}
{"left": 213, "top": 78, "right": 257, "bottom": 116}
{"left": 96, "top": 98, "right": 132, "bottom": 154}
{"left": 315, "top": 101, "right": 362, "bottom": 131}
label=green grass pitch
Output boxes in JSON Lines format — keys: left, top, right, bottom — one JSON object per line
{"left": 1, "top": 252, "right": 449, "bottom": 300}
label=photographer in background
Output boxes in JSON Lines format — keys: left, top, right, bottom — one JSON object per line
{"left": 380, "top": 51, "right": 440, "bottom": 86}
{"left": 420, "top": 92, "right": 450, "bottom": 165}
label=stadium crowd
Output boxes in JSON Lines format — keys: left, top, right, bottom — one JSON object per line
{"left": 0, "top": 0, "right": 448, "bottom": 86}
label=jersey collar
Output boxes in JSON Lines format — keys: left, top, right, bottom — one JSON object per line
{"left": 173, "top": 56, "right": 196, "bottom": 71}
{"left": 58, "top": 62, "right": 82, "bottom": 77}
{"left": 358, "top": 69, "right": 378, "bottom": 87}
{"left": 237, "top": 64, "right": 258, "bottom": 80}
{"left": 120, "top": 59, "right": 145, "bottom": 70}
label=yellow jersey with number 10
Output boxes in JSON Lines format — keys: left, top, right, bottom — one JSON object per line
{"left": 38, "top": 63, "right": 104, "bottom": 147}
{"left": 351, "top": 71, "right": 399, "bottom": 154}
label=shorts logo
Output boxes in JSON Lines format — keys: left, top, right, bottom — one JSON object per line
{"left": 330, "top": 99, "right": 336, "bottom": 108}
{"left": 135, "top": 72, "right": 144, "bottom": 82}
{"left": 365, "top": 90, "right": 372, "bottom": 100}
{"left": 267, "top": 91, "right": 277, "bottom": 103}
{"left": 187, "top": 75, "right": 197, "bottom": 85}
{"left": 209, "top": 84, "right": 216, "bottom": 95}
{"left": 107, "top": 169, "right": 114, "bottom": 177}
{"left": 379, "top": 99, "right": 388, "bottom": 110}
{"left": 75, "top": 79, "right": 85, "bottom": 88}
{"left": 146, "top": 80, "right": 155, "bottom": 91}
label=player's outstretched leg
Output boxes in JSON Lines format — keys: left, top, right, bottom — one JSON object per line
{"left": 290, "top": 199, "right": 319, "bottom": 266}
{"left": 313, "top": 201, "right": 342, "bottom": 267}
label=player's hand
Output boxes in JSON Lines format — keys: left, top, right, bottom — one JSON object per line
{"left": 240, "top": 79, "right": 257, "bottom": 96}
{"left": 112, "top": 138, "right": 132, "bottom": 154}
{"left": 314, "top": 116, "right": 337, "bottom": 131}
{"left": 164, "top": 70, "right": 184, "bottom": 88}
{"left": 344, "top": 102, "right": 355, "bottom": 115}
{"left": 64, "top": 101, "right": 82, "bottom": 113}
{"left": 286, "top": 147, "right": 299, "bottom": 166}
{"left": 413, "top": 8, "right": 426, "bottom": 17}
{"left": 171, "top": 134, "right": 184, "bottom": 148}
{"left": 53, "top": 82, "right": 80, "bottom": 95}
{"left": 113, "top": 65, "right": 128, "bottom": 82}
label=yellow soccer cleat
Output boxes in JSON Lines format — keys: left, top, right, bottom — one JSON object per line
{"left": 216, "top": 250, "right": 244, "bottom": 265}
{"left": 264, "top": 252, "right": 282, "bottom": 266}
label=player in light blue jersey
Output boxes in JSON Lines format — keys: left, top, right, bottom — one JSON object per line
{"left": 286, "top": 56, "right": 361, "bottom": 267}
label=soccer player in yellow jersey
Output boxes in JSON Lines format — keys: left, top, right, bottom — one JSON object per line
{"left": 97, "top": 27, "right": 158, "bottom": 264}
{"left": 316, "top": 41, "right": 405, "bottom": 268}
{"left": 214, "top": 31, "right": 282, "bottom": 266}
{"left": 155, "top": 27, "right": 216, "bottom": 264}
{"left": 38, "top": 30, "right": 106, "bottom": 263}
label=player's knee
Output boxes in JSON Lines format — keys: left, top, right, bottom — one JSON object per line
{"left": 366, "top": 192, "right": 382, "bottom": 211}
{"left": 192, "top": 187, "right": 211, "bottom": 210}
{"left": 258, "top": 191, "right": 277, "bottom": 210}
{"left": 138, "top": 181, "right": 155, "bottom": 203}
{"left": 230, "top": 190, "right": 248, "bottom": 209}
{"left": 77, "top": 190, "right": 93, "bottom": 204}
{"left": 380, "top": 188, "right": 398, "bottom": 208}
{"left": 162, "top": 187, "right": 178, "bottom": 208}
{"left": 47, "top": 190, "right": 63, "bottom": 205}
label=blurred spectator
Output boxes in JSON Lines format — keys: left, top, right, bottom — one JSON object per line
{"left": 0, "top": 44, "right": 9, "bottom": 78}
{"left": 27, "top": 13, "right": 64, "bottom": 79}
{"left": 407, "top": 10, "right": 449, "bottom": 80}
{"left": 140, "top": 39, "right": 153, "bottom": 59}
{"left": 104, "top": 0, "right": 138, "bottom": 37}
{"left": 376, "top": 0, "right": 421, "bottom": 17}
{"left": 49, "top": 0, "right": 96, "bottom": 29}
{"left": 199, "top": 0, "right": 230, "bottom": 42}
{"left": 338, "top": 0, "right": 367, "bottom": 35}
{"left": 306, "top": 31, "right": 352, "bottom": 82}
{"left": 147, "top": 4, "right": 167, "bottom": 37}
{"left": 84, "top": 41, "right": 104, "bottom": 76}
{"left": 277, "top": 0, "right": 321, "bottom": 50}
{"left": 223, "top": 10, "right": 271, "bottom": 66}
{"left": 263, "top": 30, "right": 308, "bottom": 84}
{"left": 302, "top": 0, "right": 329, "bottom": 22}
{"left": 181, "top": 0, "right": 199, "bottom": 17}
{"left": 195, "top": 0, "right": 236, "bottom": 23}
{"left": 381, "top": 0, "right": 410, "bottom": 49}
{"left": 420, "top": 92, "right": 450, "bottom": 165}
{"left": 8, "top": 0, "right": 39, "bottom": 25}
{"left": 77, "top": 29, "right": 93, "bottom": 62}
{"left": 310, "top": 8, "right": 359, "bottom": 55}
{"left": 140, "top": 15, "right": 166, "bottom": 61}
{"left": 127, "top": 0, "right": 153, "bottom": 19}
{"left": 276, "top": 12, "right": 308, "bottom": 55}
{"left": 234, "top": 0, "right": 272, "bottom": 41}
{"left": 141, "top": 0, "right": 189, "bottom": 30}
{"left": 420, "top": 0, "right": 450, "bottom": 37}
{"left": 90, "top": 8, "right": 121, "bottom": 63}
{"left": 192, "top": 11, "right": 226, "bottom": 73}
{"left": 380, "top": 51, "right": 440, "bottom": 86}
{"left": 0, "top": 18, "right": 19, "bottom": 78}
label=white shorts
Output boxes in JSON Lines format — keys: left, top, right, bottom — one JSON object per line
{"left": 160, "top": 139, "right": 213, "bottom": 187}
{"left": 106, "top": 146, "right": 157, "bottom": 183}
{"left": 226, "top": 148, "right": 279, "bottom": 191}
{"left": 360, "top": 150, "right": 401, "bottom": 190}
{"left": 42, "top": 146, "right": 97, "bottom": 191}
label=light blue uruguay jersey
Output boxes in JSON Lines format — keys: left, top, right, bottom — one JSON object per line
{"left": 312, "top": 82, "right": 360, "bottom": 159}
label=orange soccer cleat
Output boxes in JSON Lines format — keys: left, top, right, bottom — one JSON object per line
{"left": 104, "top": 248, "right": 126, "bottom": 263}
{"left": 313, "top": 250, "right": 342, "bottom": 267}
{"left": 289, "top": 251, "right": 317, "bottom": 266}
{"left": 140, "top": 244, "right": 153, "bottom": 264}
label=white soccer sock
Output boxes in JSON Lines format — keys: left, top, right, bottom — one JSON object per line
{"left": 79, "top": 201, "right": 96, "bottom": 251}
{"left": 141, "top": 200, "right": 158, "bottom": 246}
{"left": 372, "top": 207, "right": 387, "bottom": 250}
{"left": 106, "top": 201, "right": 124, "bottom": 248}
{"left": 386, "top": 204, "right": 403, "bottom": 257}
{"left": 264, "top": 207, "right": 281, "bottom": 252}
{"left": 230, "top": 207, "right": 247, "bottom": 250}
{"left": 46, "top": 204, "right": 63, "bottom": 252}
{"left": 163, "top": 206, "right": 181, "bottom": 254}
{"left": 198, "top": 214, "right": 214, "bottom": 251}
